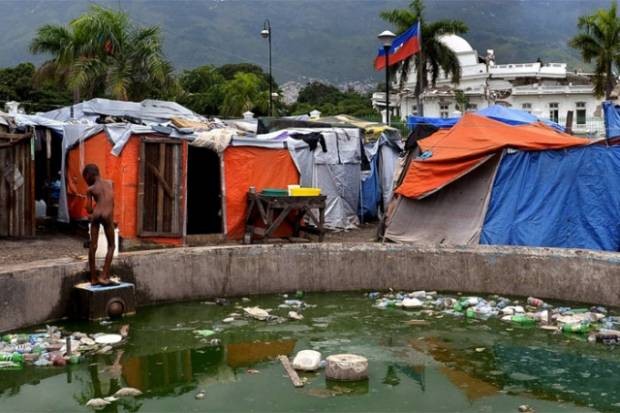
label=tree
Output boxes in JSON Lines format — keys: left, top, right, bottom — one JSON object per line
{"left": 454, "top": 89, "right": 469, "bottom": 112}
{"left": 30, "top": 5, "right": 176, "bottom": 101}
{"left": 380, "top": 0, "right": 467, "bottom": 115}
{"left": 570, "top": 1, "right": 620, "bottom": 99}
{"left": 0, "top": 63, "right": 71, "bottom": 112}
{"left": 177, "top": 65, "right": 225, "bottom": 115}
{"left": 220, "top": 72, "right": 269, "bottom": 117}
{"left": 291, "top": 81, "right": 372, "bottom": 117}
{"left": 216, "top": 63, "right": 275, "bottom": 88}
{"left": 297, "top": 81, "right": 342, "bottom": 106}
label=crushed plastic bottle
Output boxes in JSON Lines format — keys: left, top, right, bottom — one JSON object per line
{"left": 367, "top": 292, "right": 380, "bottom": 300}
{"left": 562, "top": 323, "right": 591, "bottom": 334}
{"left": 0, "top": 352, "right": 24, "bottom": 363}
{"left": 510, "top": 315, "right": 537, "bottom": 326}
{"left": 527, "top": 297, "right": 545, "bottom": 307}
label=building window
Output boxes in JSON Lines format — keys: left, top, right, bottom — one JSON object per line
{"left": 440, "top": 103, "right": 450, "bottom": 119}
{"left": 522, "top": 103, "right": 532, "bottom": 114}
{"left": 466, "top": 103, "right": 478, "bottom": 112}
{"left": 549, "top": 102, "right": 559, "bottom": 123}
{"left": 576, "top": 102, "right": 586, "bottom": 125}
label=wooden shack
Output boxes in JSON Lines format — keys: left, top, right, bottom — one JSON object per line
{"left": 0, "top": 130, "right": 35, "bottom": 237}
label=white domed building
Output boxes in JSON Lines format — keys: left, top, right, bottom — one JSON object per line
{"left": 372, "top": 34, "right": 603, "bottom": 135}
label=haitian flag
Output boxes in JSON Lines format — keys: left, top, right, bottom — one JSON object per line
{"left": 374, "top": 22, "right": 421, "bottom": 71}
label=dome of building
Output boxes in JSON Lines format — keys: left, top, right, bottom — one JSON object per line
{"left": 437, "top": 34, "right": 474, "bottom": 54}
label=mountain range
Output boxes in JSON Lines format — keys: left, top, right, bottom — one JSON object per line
{"left": 0, "top": 0, "right": 609, "bottom": 85}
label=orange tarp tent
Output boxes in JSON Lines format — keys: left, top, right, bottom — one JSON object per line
{"left": 223, "top": 146, "right": 300, "bottom": 239}
{"left": 66, "top": 132, "right": 187, "bottom": 245}
{"left": 396, "top": 113, "right": 589, "bottom": 199}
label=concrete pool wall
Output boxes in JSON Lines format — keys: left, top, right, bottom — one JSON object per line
{"left": 1, "top": 243, "right": 619, "bottom": 333}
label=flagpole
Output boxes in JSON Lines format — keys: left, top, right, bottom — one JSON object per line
{"left": 384, "top": 45, "right": 390, "bottom": 125}
{"left": 416, "top": 21, "right": 423, "bottom": 117}
{"left": 377, "top": 30, "right": 396, "bottom": 125}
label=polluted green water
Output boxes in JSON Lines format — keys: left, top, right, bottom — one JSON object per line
{"left": 1, "top": 292, "right": 620, "bottom": 412}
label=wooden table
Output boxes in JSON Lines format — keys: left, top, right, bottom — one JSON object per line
{"left": 244, "top": 192, "right": 326, "bottom": 244}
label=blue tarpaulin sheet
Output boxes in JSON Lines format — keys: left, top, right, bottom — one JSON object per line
{"left": 407, "top": 115, "right": 458, "bottom": 129}
{"left": 407, "top": 105, "right": 564, "bottom": 131}
{"left": 477, "top": 105, "right": 564, "bottom": 131}
{"left": 359, "top": 154, "right": 381, "bottom": 220}
{"left": 603, "top": 101, "right": 620, "bottom": 140}
{"left": 481, "top": 145, "right": 620, "bottom": 252}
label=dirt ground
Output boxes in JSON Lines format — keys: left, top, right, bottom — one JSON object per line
{"left": 1, "top": 223, "right": 381, "bottom": 267}
{"left": 0, "top": 232, "right": 86, "bottom": 266}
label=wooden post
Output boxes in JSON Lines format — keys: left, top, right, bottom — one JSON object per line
{"left": 278, "top": 355, "right": 304, "bottom": 388}
{"left": 565, "top": 111, "right": 573, "bottom": 135}
{"left": 156, "top": 143, "right": 165, "bottom": 232}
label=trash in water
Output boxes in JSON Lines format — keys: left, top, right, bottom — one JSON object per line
{"left": 194, "top": 391, "right": 206, "bottom": 400}
{"left": 86, "top": 398, "right": 111, "bottom": 409}
{"left": 113, "top": 387, "right": 143, "bottom": 397}
{"left": 288, "top": 311, "right": 304, "bottom": 321}
{"left": 292, "top": 350, "right": 322, "bottom": 371}
{"left": 194, "top": 329, "right": 216, "bottom": 337}
{"left": 94, "top": 334, "right": 123, "bottom": 345}
{"left": 369, "top": 290, "right": 619, "bottom": 346}
{"left": 215, "top": 298, "right": 230, "bottom": 306}
{"left": 243, "top": 307, "right": 270, "bottom": 321}
{"left": 1, "top": 325, "right": 128, "bottom": 370}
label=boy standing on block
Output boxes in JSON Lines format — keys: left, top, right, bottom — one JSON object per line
{"left": 82, "top": 164, "right": 116, "bottom": 285}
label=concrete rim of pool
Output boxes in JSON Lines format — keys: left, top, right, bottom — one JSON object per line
{"left": 1, "top": 243, "right": 619, "bottom": 333}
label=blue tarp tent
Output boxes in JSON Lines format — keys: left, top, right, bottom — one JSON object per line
{"left": 481, "top": 145, "right": 620, "bottom": 252}
{"left": 359, "top": 131, "right": 403, "bottom": 221}
{"left": 406, "top": 115, "right": 459, "bottom": 129}
{"left": 406, "top": 105, "right": 564, "bottom": 131}
{"left": 602, "top": 101, "right": 620, "bottom": 140}
{"left": 477, "top": 105, "right": 565, "bottom": 131}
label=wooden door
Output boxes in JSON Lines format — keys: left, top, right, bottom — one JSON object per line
{"left": 137, "top": 138, "right": 183, "bottom": 237}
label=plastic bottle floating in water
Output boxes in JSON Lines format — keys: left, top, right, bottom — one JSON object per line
{"left": 562, "top": 323, "right": 591, "bottom": 334}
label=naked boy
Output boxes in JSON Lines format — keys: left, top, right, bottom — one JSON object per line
{"left": 82, "top": 164, "right": 116, "bottom": 285}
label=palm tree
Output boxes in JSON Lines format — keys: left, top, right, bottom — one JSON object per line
{"left": 220, "top": 72, "right": 269, "bottom": 117}
{"left": 30, "top": 5, "right": 176, "bottom": 102}
{"left": 570, "top": 1, "right": 620, "bottom": 99}
{"left": 380, "top": 0, "right": 467, "bottom": 115}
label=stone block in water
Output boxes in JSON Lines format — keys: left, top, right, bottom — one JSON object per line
{"left": 72, "top": 282, "right": 136, "bottom": 320}
{"left": 325, "top": 354, "right": 368, "bottom": 381}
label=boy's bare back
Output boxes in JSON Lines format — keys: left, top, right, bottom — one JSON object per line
{"left": 87, "top": 179, "right": 114, "bottom": 223}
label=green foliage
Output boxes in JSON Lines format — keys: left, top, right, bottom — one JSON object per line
{"left": 177, "top": 65, "right": 225, "bottom": 115}
{"left": 297, "top": 81, "right": 341, "bottom": 106}
{"left": 0, "top": 62, "right": 71, "bottom": 112}
{"left": 176, "top": 64, "right": 280, "bottom": 117}
{"left": 30, "top": 5, "right": 177, "bottom": 101}
{"left": 380, "top": 0, "right": 468, "bottom": 110}
{"left": 216, "top": 63, "right": 275, "bottom": 87}
{"left": 454, "top": 89, "right": 469, "bottom": 112}
{"left": 570, "top": 1, "right": 620, "bottom": 98}
{"left": 220, "top": 72, "right": 269, "bottom": 117}
{"left": 291, "top": 81, "right": 372, "bottom": 117}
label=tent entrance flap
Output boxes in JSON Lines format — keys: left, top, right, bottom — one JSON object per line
{"left": 138, "top": 140, "right": 183, "bottom": 237}
{"left": 186, "top": 146, "right": 222, "bottom": 235}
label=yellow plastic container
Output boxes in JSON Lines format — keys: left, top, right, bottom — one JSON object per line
{"left": 290, "top": 187, "right": 321, "bottom": 196}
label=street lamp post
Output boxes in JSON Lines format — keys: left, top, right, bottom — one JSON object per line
{"left": 378, "top": 30, "right": 396, "bottom": 125}
{"left": 261, "top": 20, "right": 273, "bottom": 117}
